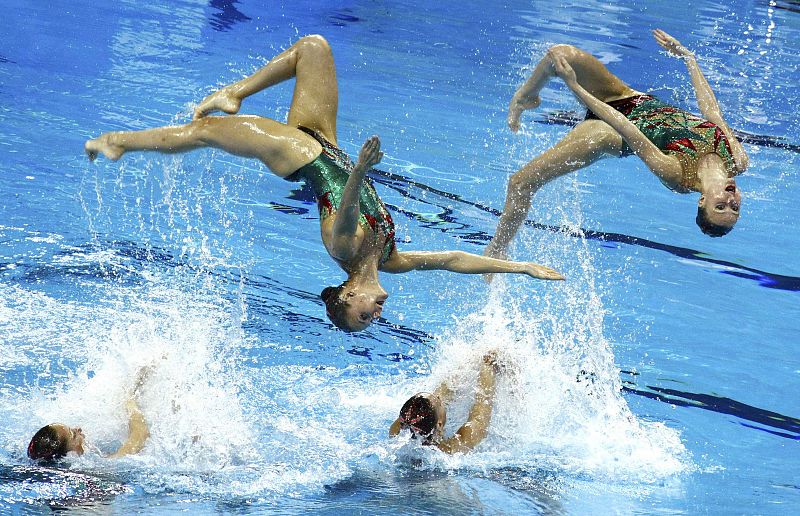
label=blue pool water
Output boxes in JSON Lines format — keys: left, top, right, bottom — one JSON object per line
{"left": 1, "top": 0, "right": 798, "bottom": 513}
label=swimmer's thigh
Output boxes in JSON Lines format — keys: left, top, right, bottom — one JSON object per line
{"left": 549, "top": 45, "right": 634, "bottom": 101}
{"left": 195, "top": 115, "right": 322, "bottom": 177}
{"left": 513, "top": 120, "right": 624, "bottom": 188}
{"left": 286, "top": 35, "right": 339, "bottom": 145}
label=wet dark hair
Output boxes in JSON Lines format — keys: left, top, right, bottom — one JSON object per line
{"left": 399, "top": 394, "right": 439, "bottom": 441}
{"left": 696, "top": 205, "right": 733, "bottom": 237}
{"left": 320, "top": 284, "right": 353, "bottom": 331}
{"left": 27, "top": 425, "right": 68, "bottom": 461}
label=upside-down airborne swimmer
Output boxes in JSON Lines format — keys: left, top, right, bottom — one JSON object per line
{"left": 85, "top": 35, "right": 563, "bottom": 332}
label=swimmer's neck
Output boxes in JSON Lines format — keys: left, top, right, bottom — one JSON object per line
{"left": 345, "top": 257, "right": 382, "bottom": 287}
{"left": 696, "top": 154, "right": 730, "bottom": 192}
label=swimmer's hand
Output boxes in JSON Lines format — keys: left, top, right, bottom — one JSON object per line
{"left": 482, "top": 351, "right": 502, "bottom": 374}
{"left": 523, "top": 262, "right": 564, "bottom": 281}
{"left": 653, "top": 29, "right": 693, "bottom": 58}
{"left": 193, "top": 86, "right": 242, "bottom": 120}
{"left": 483, "top": 350, "right": 516, "bottom": 377}
{"left": 85, "top": 134, "right": 124, "bottom": 161}
{"left": 132, "top": 365, "right": 154, "bottom": 397}
{"left": 551, "top": 54, "right": 577, "bottom": 86}
{"left": 354, "top": 135, "right": 383, "bottom": 172}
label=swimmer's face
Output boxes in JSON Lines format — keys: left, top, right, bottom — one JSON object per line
{"left": 341, "top": 288, "right": 387, "bottom": 331}
{"left": 51, "top": 424, "right": 85, "bottom": 455}
{"left": 699, "top": 179, "right": 741, "bottom": 231}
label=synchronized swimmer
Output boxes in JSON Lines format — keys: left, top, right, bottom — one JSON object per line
{"left": 27, "top": 369, "right": 150, "bottom": 462}
{"left": 390, "top": 352, "right": 500, "bottom": 454}
{"left": 85, "top": 35, "right": 563, "bottom": 333}
{"left": 486, "top": 30, "right": 749, "bottom": 262}
{"left": 26, "top": 29, "right": 750, "bottom": 464}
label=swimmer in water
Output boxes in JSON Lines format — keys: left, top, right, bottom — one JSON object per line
{"left": 27, "top": 368, "right": 150, "bottom": 461}
{"left": 486, "top": 29, "right": 750, "bottom": 261}
{"left": 84, "top": 35, "right": 564, "bottom": 333}
{"left": 389, "top": 352, "right": 499, "bottom": 453}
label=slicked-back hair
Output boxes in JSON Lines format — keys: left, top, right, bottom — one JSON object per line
{"left": 27, "top": 425, "right": 68, "bottom": 461}
{"left": 320, "top": 284, "right": 353, "bottom": 331}
{"left": 696, "top": 206, "right": 733, "bottom": 237}
{"left": 399, "top": 394, "right": 439, "bottom": 441}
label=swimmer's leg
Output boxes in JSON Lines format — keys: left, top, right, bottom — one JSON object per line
{"left": 508, "top": 44, "right": 634, "bottom": 132}
{"left": 85, "top": 115, "right": 321, "bottom": 178}
{"left": 194, "top": 35, "right": 339, "bottom": 145}
{"left": 486, "top": 120, "right": 622, "bottom": 259}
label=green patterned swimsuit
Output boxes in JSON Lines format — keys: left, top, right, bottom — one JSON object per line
{"left": 585, "top": 94, "right": 736, "bottom": 192}
{"left": 286, "top": 127, "right": 396, "bottom": 265}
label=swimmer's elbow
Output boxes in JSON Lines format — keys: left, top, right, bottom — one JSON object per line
{"left": 126, "top": 429, "right": 150, "bottom": 456}
{"left": 453, "top": 422, "right": 487, "bottom": 451}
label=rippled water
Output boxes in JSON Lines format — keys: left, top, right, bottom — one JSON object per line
{"left": 1, "top": 0, "right": 799, "bottom": 513}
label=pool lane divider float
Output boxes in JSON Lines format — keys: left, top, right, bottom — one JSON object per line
{"left": 620, "top": 370, "right": 800, "bottom": 441}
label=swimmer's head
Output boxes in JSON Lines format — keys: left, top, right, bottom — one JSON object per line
{"left": 398, "top": 392, "right": 446, "bottom": 443}
{"left": 27, "top": 424, "right": 85, "bottom": 461}
{"left": 321, "top": 281, "right": 387, "bottom": 332}
{"left": 321, "top": 284, "right": 350, "bottom": 330}
{"left": 697, "top": 179, "right": 741, "bottom": 237}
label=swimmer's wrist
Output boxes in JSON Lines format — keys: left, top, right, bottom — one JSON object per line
{"left": 351, "top": 163, "right": 369, "bottom": 178}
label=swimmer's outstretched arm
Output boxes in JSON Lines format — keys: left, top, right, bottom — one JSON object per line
{"left": 551, "top": 54, "right": 684, "bottom": 189}
{"left": 108, "top": 368, "right": 151, "bottom": 458}
{"left": 381, "top": 250, "right": 564, "bottom": 280}
{"left": 438, "top": 353, "right": 499, "bottom": 454}
{"left": 652, "top": 29, "right": 749, "bottom": 172}
{"left": 329, "top": 136, "right": 384, "bottom": 261}
{"left": 108, "top": 399, "right": 150, "bottom": 458}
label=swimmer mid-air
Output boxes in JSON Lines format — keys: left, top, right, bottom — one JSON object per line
{"left": 389, "top": 352, "right": 499, "bottom": 453}
{"left": 486, "top": 29, "right": 749, "bottom": 261}
{"left": 85, "top": 35, "right": 563, "bottom": 332}
{"left": 27, "top": 369, "right": 150, "bottom": 461}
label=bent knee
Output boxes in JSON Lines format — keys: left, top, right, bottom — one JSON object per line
{"left": 508, "top": 171, "right": 537, "bottom": 195}
{"left": 546, "top": 44, "right": 580, "bottom": 60}
{"left": 299, "top": 34, "right": 332, "bottom": 55}
{"left": 188, "top": 116, "right": 222, "bottom": 142}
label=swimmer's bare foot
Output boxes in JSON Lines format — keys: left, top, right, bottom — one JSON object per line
{"left": 507, "top": 93, "right": 541, "bottom": 133}
{"left": 193, "top": 87, "right": 241, "bottom": 120}
{"left": 85, "top": 133, "right": 124, "bottom": 161}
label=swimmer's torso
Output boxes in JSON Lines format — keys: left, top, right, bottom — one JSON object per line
{"left": 586, "top": 94, "right": 736, "bottom": 192}
{"left": 286, "top": 127, "right": 396, "bottom": 267}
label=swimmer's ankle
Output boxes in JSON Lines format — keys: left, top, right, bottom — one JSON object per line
{"left": 508, "top": 93, "right": 541, "bottom": 132}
